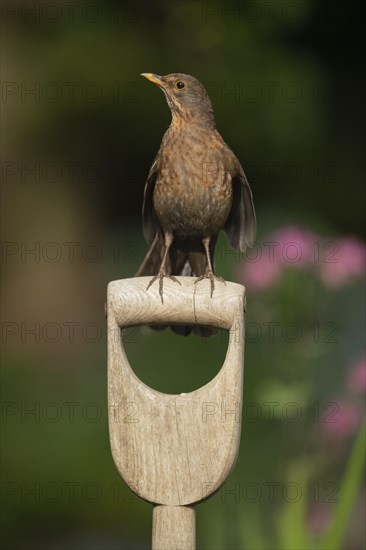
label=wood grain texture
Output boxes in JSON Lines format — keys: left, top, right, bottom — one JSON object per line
{"left": 107, "top": 277, "right": 246, "bottom": 508}
{"left": 152, "top": 505, "right": 195, "bottom": 550}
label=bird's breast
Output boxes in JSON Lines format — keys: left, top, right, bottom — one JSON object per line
{"left": 153, "top": 130, "right": 233, "bottom": 237}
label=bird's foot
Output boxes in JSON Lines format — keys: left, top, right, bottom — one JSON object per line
{"left": 146, "top": 269, "right": 181, "bottom": 303}
{"left": 194, "top": 271, "right": 226, "bottom": 297}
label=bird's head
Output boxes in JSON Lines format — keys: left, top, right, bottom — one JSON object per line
{"left": 141, "top": 72, "right": 215, "bottom": 127}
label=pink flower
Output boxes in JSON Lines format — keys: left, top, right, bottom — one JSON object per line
{"left": 236, "top": 225, "right": 319, "bottom": 291}
{"left": 347, "top": 356, "right": 366, "bottom": 394}
{"left": 237, "top": 254, "right": 282, "bottom": 291}
{"left": 307, "top": 504, "right": 332, "bottom": 535}
{"left": 320, "top": 237, "right": 366, "bottom": 288}
{"left": 237, "top": 228, "right": 365, "bottom": 292}
{"left": 321, "top": 400, "right": 360, "bottom": 440}
{"left": 270, "top": 226, "right": 318, "bottom": 268}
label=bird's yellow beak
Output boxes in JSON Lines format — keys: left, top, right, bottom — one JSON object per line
{"left": 141, "top": 73, "right": 164, "bottom": 87}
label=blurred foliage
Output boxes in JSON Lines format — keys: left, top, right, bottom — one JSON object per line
{"left": 1, "top": 1, "right": 365, "bottom": 549}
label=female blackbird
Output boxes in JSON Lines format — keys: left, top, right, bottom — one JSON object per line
{"left": 137, "top": 73, "right": 256, "bottom": 335}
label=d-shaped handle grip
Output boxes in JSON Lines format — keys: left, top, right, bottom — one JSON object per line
{"left": 107, "top": 276, "right": 245, "bottom": 331}
{"left": 107, "top": 277, "right": 246, "bottom": 507}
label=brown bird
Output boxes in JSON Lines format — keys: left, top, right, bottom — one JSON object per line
{"left": 136, "top": 72, "right": 256, "bottom": 336}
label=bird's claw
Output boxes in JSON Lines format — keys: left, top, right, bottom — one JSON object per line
{"left": 194, "top": 272, "right": 226, "bottom": 297}
{"left": 146, "top": 270, "right": 181, "bottom": 303}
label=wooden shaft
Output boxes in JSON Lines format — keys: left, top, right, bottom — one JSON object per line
{"left": 152, "top": 505, "right": 195, "bottom": 550}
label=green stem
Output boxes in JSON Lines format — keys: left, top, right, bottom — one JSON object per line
{"left": 323, "top": 419, "right": 366, "bottom": 549}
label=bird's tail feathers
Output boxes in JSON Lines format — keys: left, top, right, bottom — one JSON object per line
{"left": 135, "top": 233, "right": 163, "bottom": 277}
{"left": 136, "top": 245, "right": 217, "bottom": 337}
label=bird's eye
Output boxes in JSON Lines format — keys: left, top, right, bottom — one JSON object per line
{"left": 176, "top": 81, "right": 185, "bottom": 89}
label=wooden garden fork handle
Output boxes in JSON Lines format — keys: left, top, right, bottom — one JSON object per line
{"left": 107, "top": 277, "right": 246, "bottom": 549}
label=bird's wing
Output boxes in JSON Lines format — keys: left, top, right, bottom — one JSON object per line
{"left": 224, "top": 162, "right": 256, "bottom": 253}
{"left": 142, "top": 156, "right": 159, "bottom": 244}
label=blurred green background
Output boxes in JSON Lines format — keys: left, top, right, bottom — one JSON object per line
{"left": 1, "top": 1, "right": 365, "bottom": 549}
